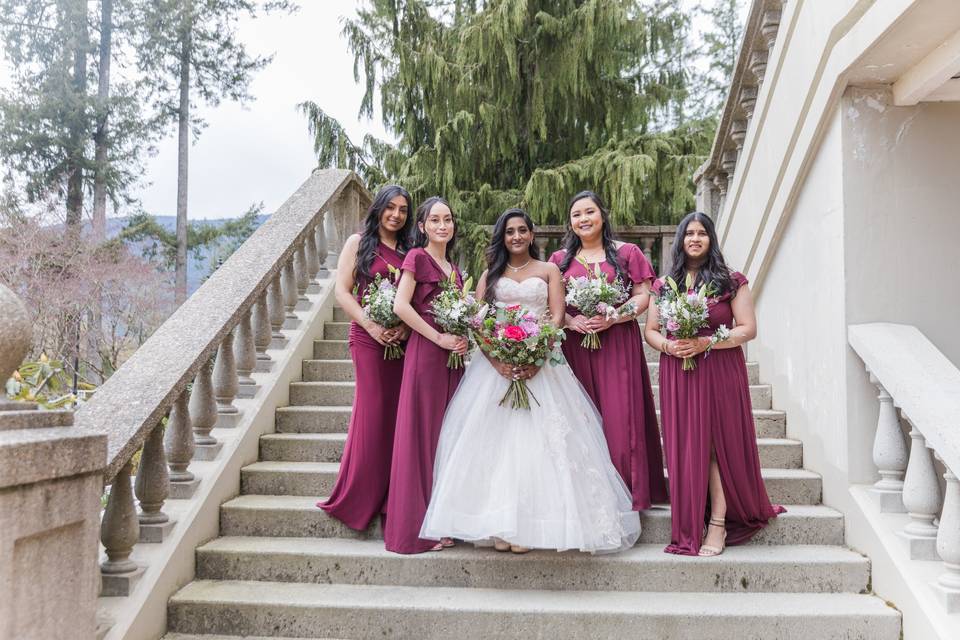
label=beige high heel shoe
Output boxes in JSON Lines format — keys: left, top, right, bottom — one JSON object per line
{"left": 493, "top": 538, "right": 511, "bottom": 552}
{"left": 698, "top": 517, "right": 727, "bottom": 557}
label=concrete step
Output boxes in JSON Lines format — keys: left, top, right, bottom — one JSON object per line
{"left": 260, "top": 433, "right": 346, "bottom": 463}
{"left": 196, "top": 537, "right": 870, "bottom": 594}
{"left": 165, "top": 635, "right": 336, "bottom": 640}
{"left": 313, "top": 340, "right": 350, "bottom": 360}
{"left": 275, "top": 406, "right": 351, "bottom": 433}
{"left": 272, "top": 404, "right": 787, "bottom": 439}
{"left": 240, "top": 460, "right": 819, "bottom": 505}
{"left": 167, "top": 581, "right": 899, "bottom": 639}
{"left": 652, "top": 383, "right": 771, "bottom": 410}
{"left": 220, "top": 496, "right": 844, "bottom": 546}
{"left": 333, "top": 307, "right": 350, "bottom": 322}
{"left": 289, "top": 381, "right": 355, "bottom": 406}
{"left": 257, "top": 431, "right": 800, "bottom": 468}
{"left": 302, "top": 358, "right": 762, "bottom": 385}
{"left": 288, "top": 379, "right": 773, "bottom": 412}
{"left": 322, "top": 322, "right": 351, "bottom": 341}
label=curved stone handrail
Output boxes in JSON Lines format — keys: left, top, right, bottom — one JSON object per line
{"left": 848, "top": 322, "right": 960, "bottom": 612}
{"left": 75, "top": 169, "right": 368, "bottom": 481}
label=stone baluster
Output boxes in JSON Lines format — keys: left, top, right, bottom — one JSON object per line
{"left": 135, "top": 423, "right": 173, "bottom": 542}
{"left": 190, "top": 358, "right": 220, "bottom": 459}
{"left": 534, "top": 236, "right": 549, "bottom": 258}
{"left": 213, "top": 329, "right": 240, "bottom": 427}
{"left": 639, "top": 237, "right": 655, "bottom": 266}
{"left": 165, "top": 388, "right": 197, "bottom": 501}
{"left": 268, "top": 272, "right": 286, "bottom": 347}
{"left": 712, "top": 173, "right": 728, "bottom": 199}
{"left": 761, "top": 9, "right": 782, "bottom": 51}
{"left": 721, "top": 150, "right": 738, "bottom": 184}
{"left": 253, "top": 291, "right": 273, "bottom": 372}
{"left": 305, "top": 228, "right": 322, "bottom": 288}
{"left": 282, "top": 259, "right": 300, "bottom": 329}
{"left": 868, "top": 375, "right": 907, "bottom": 512}
{"left": 294, "top": 242, "right": 310, "bottom": 309}
{"left": 234, "top": 307, "right": 257, "bottom": 397}
{"left": 739, "top": 86, "right": 758, "bottom": 119}
{"left": 100, "top": 461, "right": 140, "bottom": 579}
{"left": 900, "top": 416, "right": 942, "bottom": 559}
{"left": 749, "top": 49, "right": 768, "bottom": 87}
{"left": 730, "top": 119, "right": 748, "bottom": 150}
{"left": 660, "top": 230, "right": 675, "bottom": 276}
{"left": 316, "top": 213, "right": 330, "bottom": 275}
{"left": 936, "top": 462, "right": 960, "bottom": 612}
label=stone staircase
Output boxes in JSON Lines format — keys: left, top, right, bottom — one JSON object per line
{"left": 163, "top": 308, "right": 901, "bottom": 639}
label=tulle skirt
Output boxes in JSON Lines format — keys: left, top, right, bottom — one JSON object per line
{"left": 420, "top": 355, "right": 641, "bottom": 553}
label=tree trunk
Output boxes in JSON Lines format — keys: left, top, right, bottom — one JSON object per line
{"left": 65, "top": 0, "right": 89, "bottom": 230}
{"left": 174, "top": 6, "right": 192, "bottom": 306}
{"left": 92, "top": 0, "right": 113, "bottom": 242}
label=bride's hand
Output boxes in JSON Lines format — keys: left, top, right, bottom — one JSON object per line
{"left": 490, "top": 359, "right": 515, "bottom": 380}
{"left": 518, "top": 364, "right": 541, "bottom": 380}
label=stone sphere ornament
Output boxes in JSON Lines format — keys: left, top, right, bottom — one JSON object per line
{"left": 0, "top": 282, "right": 31, "bottom": 384}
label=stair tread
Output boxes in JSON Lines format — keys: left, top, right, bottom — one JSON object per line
{"left": 199, "top": 536, "right": 864, "bottom": 566}
{"left": 275, "top": 405, "right": 352, "bottom": 413}
{"left": 241, "top": 459, "right": 817, "bottom": 479}
{"left": 260, "top": 432, "right": 347, "bottom": 442}
{"left": 170, "top": 580, "right": 896, "bottom": 617}
{"left": 224, "top": 494, "right": 836, "bottom": 518}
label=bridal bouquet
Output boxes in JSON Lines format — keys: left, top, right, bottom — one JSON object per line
{"left": 473, "top": 304, "right": 566, "bottom": 410}
{"left": 564, "top": 257, "right": 634, "bottom": 350}
{"left": 655, "top": 274, "right": 730, "bottom": 371}
{"left": 361, "top": 266, "right": 404, "bottom": 360}
{"left": 430, "top": 271, "right": 479, "bottom": 369}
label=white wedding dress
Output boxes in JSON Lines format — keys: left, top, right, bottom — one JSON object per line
{"left": 420, "top": 277, "right": 641, "bottom": 553}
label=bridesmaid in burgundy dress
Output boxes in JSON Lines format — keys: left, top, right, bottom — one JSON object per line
{"left": 385, "top": 196, "right": 468, "bottom": 554}
{"left": 548, "top": 190, "right": 668, "bottom": 511}
{"left": 644, "top": 211, "right": 784, "bottom": 557}
{"left": 317, "top": 185, "right": 413, "bottom": 530}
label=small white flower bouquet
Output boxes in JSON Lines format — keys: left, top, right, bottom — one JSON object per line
{"left": 430, "top": 271, "right": 479, "bottom": 369}
{"left": 656, "top": 273, "right": 730, "bottom": 371}
{"left": 361, "top": 265, "right": 404, "bottom": 360}
{"left": 563, "top": 257, "right": 633, "bottom": 350}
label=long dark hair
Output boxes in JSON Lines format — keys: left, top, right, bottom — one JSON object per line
{"left": 558, "top": 190, "right": 624, "bottom": 283}
{"left": 483, "top": 207, "right": 539, "bottom": 304}
{"left": 669, "top": 211, "right": 733, "bottom": 296}
{"left": 414, "top": 195, "right": 457, "bottom": 260}
{"left": 355, "top": 184, "right": 414, "bottom": 280}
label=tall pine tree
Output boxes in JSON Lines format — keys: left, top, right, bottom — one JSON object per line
{"left": 305, "top": 0, "right": 714, "bottom": 271}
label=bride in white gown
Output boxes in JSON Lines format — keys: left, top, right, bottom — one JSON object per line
{"left": 420, "top": 208, "right": 640, "bottom": 554}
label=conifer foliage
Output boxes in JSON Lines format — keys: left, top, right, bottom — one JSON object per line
{"left": 305, "top": 0, "right": 715, "bottom": 268}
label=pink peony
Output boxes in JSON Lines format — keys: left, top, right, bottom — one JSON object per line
{"left": 519, "top": 320, "right": 540, "bottom": 337}
{"left": 503, "top": 325, "right": 528, "bottom": 341}
{"left": 666, "top": 319, "right": 680, "bottom": 332}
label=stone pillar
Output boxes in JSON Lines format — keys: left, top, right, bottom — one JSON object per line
{"left": 761, "top": 9, "right": 782, "bottom": 51}
{"left": 0, "top": 283, "right": 30, "bottom": 411}
{"left": 316, "top": 213, "right": 330, "bottom": 275}
{"left": 190, "top": 358, "right": 220, "bottom": 460}
{"left": 900, "top": 419, "right": 942, "bottom": 559}
{"left": 294, "top": 242, "right": 310, "bottom": 310}
{"left": 305, "top": 229, "right": 322, "bottom": 289}
{"left": 165, "top": 388, "right": 197, "bottom": 500}
{"left": 253, "top": 292, "right": 273, "bottom": 373}
{"left": 730, "top": 119, "right": 748, "bottom": 150}
{"left": 740, "top": 85, "right": 758, "bottom": 119}
{"left": 639, "top": 236, "right": 655, "bottom": 268}
{"left": 749, "top": 49, "right": 768, "bottom": 87}
{"left": 534, "top": 236, "right": 549, "bottom": 259}
{"left": 268, "top": 272, "right": 287, "bottom": 348}
{"left": 868, "top": 375, "right": 907, "bottom": 512}
{"left": 100, "top": 461, "right": 143, "bottom": 597}
{"left": 213, "top": 330, "right": 240, "bottom": 428}
{"left": 936, "top": 464, "right": 960, "bottom": 612}
{"left": 135, "top": 424, "right": 171, "bottom": 542}
{"left": 233, "top": 308, "right": 257, "bottom": 398}
{"left": 282, "top": 259, "right": 300, "bottom": 330}
{"left": 659, "top": 230, "right": 675, "bottom": 277}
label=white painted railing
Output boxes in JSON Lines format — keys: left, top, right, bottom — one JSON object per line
{"left": 849, "top": 323, "right": 960, "bottom": 615}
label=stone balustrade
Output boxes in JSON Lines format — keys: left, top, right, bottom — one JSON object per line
{"left": 66, "top": 169, "right": 370, "bottom": 610}
{"left": 479, "top": 224, "right": 677, "bottom": 276}
{"left": 693, "top": 0, "right": 785, "bottom": 222}
{"left": 849, "top": 323, "right": 960, "bottom": 614}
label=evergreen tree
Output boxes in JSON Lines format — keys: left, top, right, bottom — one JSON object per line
{"left": 130, "top": 0, "right": 295, "bottom": 304}
{"left": 693, "top": 0, "right": 744, "bottom": 119}
{"left": 305, "top": 0, "right": 713, "bottom": 272}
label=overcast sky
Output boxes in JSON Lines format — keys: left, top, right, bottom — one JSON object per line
{"left": 0, "top": 1, "right": 742, "bottom": 221}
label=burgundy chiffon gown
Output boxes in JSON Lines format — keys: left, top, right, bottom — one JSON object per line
{"left": 318, "top": 242, "right": 406, "bottom": 530}
{"left": 383, "top": 248, "right": 466, "bottom": 554}
{"left": 549, "top": 243, "right": 668, "bottom": 511}
{"left": 654, "top": 271, "right": 784, "bottom": 556}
